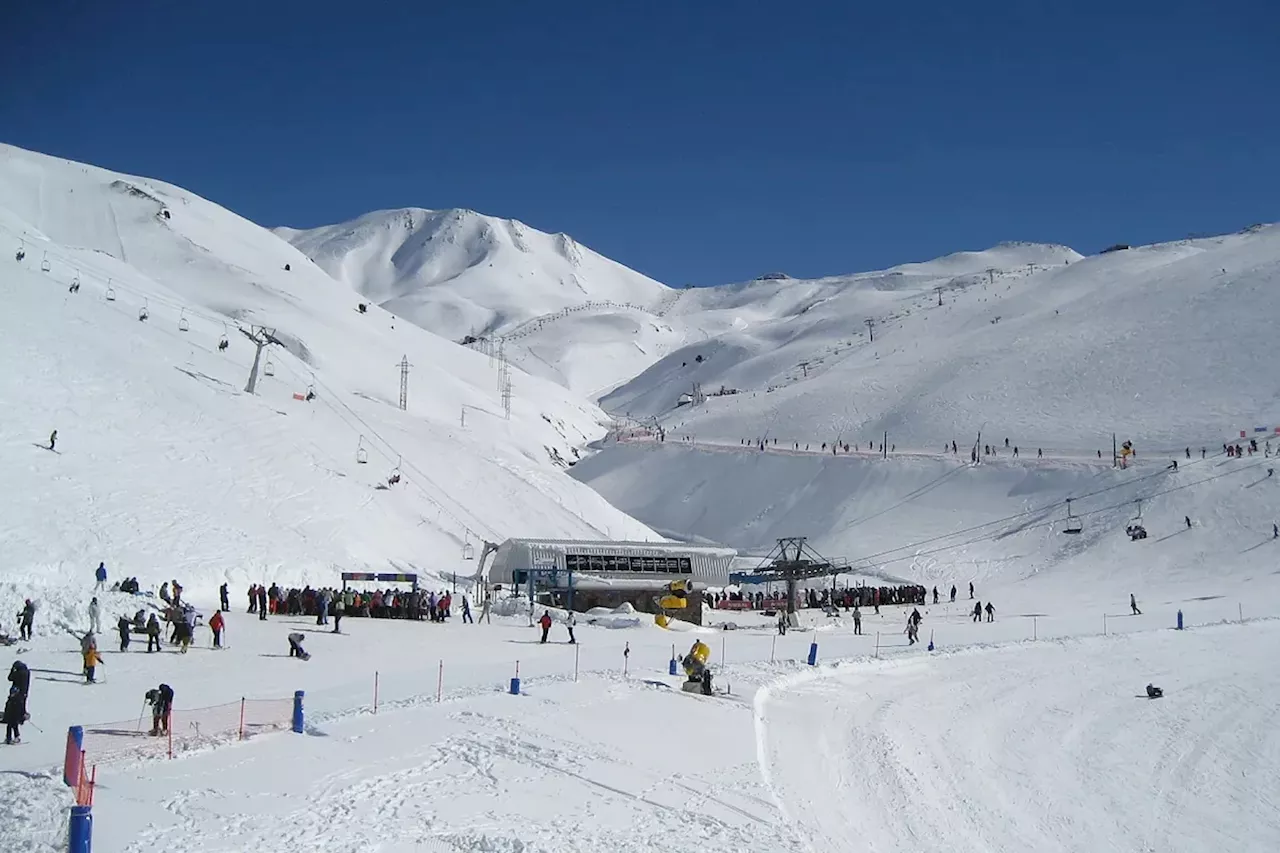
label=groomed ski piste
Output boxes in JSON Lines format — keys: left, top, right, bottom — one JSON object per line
{"left": 2, "top": 142, "right": 1279, "bottom": 851}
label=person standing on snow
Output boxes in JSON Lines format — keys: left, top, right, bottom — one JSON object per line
{"left": 145, "top": 613, "right": 162, "bottom": 653}
{"left": 480, "top": 594, "right": 492, "bottom": 624}
{"left": 538, "top": 610, "right": 553, "bottom": 644}
{"left": 219, "top": 583, "right": 230, "bottom": 613}
{"left": 331, "top": 595, "right": 344, "bottom": 634}
{"left": 82, "top": 645, "right": 103, "bottom": 684}
{"left": 932, "top": 587, "right": 939, "bottom": 604}
{"left": 1130, "top": 594, "right": 1141, "bottom": 615}
{"left": 905, "top": 615, "right": 918, "bottom": 645}
{"left": 969, "top": 582, "right": 975, "bottom": 600}
{"left": 17, "top": 600, "right": 35, "bottom": 641}
{"left": 949, "top": 585, "right": 957, "bottom": 604}
{"left": 147, "top": 684, "right": 174, "bottom": 736}
{"left": 257, "top": 586, "right": 268, "bottom": 621}
{"left": 48, "top": 430, "right": 57, "bottom": 451}
{"left": 852, "top": 606, "right": 862, "bottom": 635}
{"left": 565, "top": 610, "right": 577, "bottom": 644}
{"left": 209, "top": 610, "right": 225, "bottom": 649}
{"left": 3, "top": 686, "right": 27, "bottom": 744}
{"left": 985, "top": 602, "right": 994, "bottom": 622}
{"left": 116, "top": 615, "right": 131, "bottom": 652}
{"left": 972, "top": 601, "right": 983, "bottom": 623}
{"left": 461, "top": 595, "right": 473, "bottom": 624}
{"left": 95, "top": 562, "right": 107, "bottom": 591}
{"left": 8, "top": 662, "right": 30, "bottom": 698}
{"left": 88, "top": 597, "right": 102, "bottom": 634}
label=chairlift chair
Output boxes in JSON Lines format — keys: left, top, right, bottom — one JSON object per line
{"left": 462, "top": 529, "right": 475, "bottom": 561}
{"left": 105, "top": 280, "right": 117, "bottom": 302}
{"left": 178, "top": 309, "right": 190, "bottom": 332}
{"left": 218, "top": 323, "right": 229, "bottom": 352}
{"left": 356, "top": 436, "right": 369, "bottom": 464}
{"left": 387, "top": 455, "right": 402, "bottom": 485}
{"left": 14, "top": 239, "right": 24, "bottom": 263}
{"left": 41, "top": 252, "right": 51, "bottom": 273}
{"left": 138, "top": 299, "right": 150, "bottom": 322}
{"left": 263, "top": 358, "right": 275, "bottom": 377}
{"left": 1062, "top": 498, "right": 1083, "bottom": 534}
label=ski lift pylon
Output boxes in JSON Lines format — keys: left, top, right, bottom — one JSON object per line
{"left": 356, "top": 435, "right": 369, "bottom": 464}
{"left": 178, "top": 309, "right": 190, "bottom": 332}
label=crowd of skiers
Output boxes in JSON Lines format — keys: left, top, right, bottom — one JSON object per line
{"left": 246, "top": 583, "right": 485, "bottom": 626}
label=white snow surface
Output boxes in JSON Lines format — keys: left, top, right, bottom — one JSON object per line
{"left": 0, "top": 142, "right": 656, "bottom": 624}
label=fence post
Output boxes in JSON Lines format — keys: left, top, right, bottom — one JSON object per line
{"left": 437, "top": 660, "right": 444, "bottom": 702}
{"left": 574, "top": 644, "right": 580, "bottom": 682}
{"left": 875, "top": 632, "right": 880, "bottom": 658}
{"left": 1103, "top": 614, "right": 1108, "bottom": 636}
{"left": 1239, "top": 602, "right": 1244, "bottom": 622}
{"left": 373, "top": 671, "right": 379, "bottom": 714}
{"left": 292, "top": 690, "right": 305, "bottom": 734}
{"left": 1033, "top": 617, "right": 1038, "bottom": 641}
{"left": 770, "top": 634, "right": 777, "bottom": 663}
{"left": 1176, "top": 610, "right": 1183, "bottom": 630}
{"left": 68, "top": 804, "right": 92, "bottom": 853}
{"left": 238, "top": 698, "right": 245, "bottom": 741}
{"left": 63, "top": 726, "right": 83, "bottom": 787}
{"left": 807, "top": 640, "right": 818, "bottom": 666}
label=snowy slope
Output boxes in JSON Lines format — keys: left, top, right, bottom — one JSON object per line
{"left": 276, "top": 209, "right": 680, "bottom": 394}
{"left": 0, "top": 143, "right": 656, "bottom": 627}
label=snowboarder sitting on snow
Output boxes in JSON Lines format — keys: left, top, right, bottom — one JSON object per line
{"left": 3, "top": 686, "right": 28, "bottom": 744}
{"left": 147, "top": 684, "right": 174, "bottom": 735}
{"left": 1145, "top": 683, "right": 1163, "bottom": 699}
{"left": 287, "top": 632, "right": 310, "bottom": 660}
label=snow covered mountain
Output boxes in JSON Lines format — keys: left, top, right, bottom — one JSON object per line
{"left": 0, "top": 143, "right": 656, "bottom": 626}
{"left": 276, "top": 209, "right": 684, "bottom": 395}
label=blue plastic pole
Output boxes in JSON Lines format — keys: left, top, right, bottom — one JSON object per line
{"left": 509, "top": 677, "right": 521, "bottom": 695}
{"left": 668, "top": 658, "right": 678, "bottom": 676}
{"left": 64, "top": 726, "right": 84, "bottom": 787}
{"left": 68, "top": 804, "right": 92, "bottom": 853}
{"left": 807, "top": 642, "right": 818, "bottom": 666}
{"left": 1176, "top": 610, "right": 1183, "bottom": 630}
{"left": 292, "top": 690, "right": 304, "bottom": 734}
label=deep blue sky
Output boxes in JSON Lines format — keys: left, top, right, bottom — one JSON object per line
{"left": 3, "top": 2, "right": 1276, "bottom": 285}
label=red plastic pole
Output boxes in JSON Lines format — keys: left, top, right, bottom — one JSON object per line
{"left": 239, "top": 698, "right": 245, "bottom": 741}
{"left": 373, "top": 671, "right": 379, "bottom": 714}
{"left": 436, "top": 660, "right": 443, "bottom": 702}
{"left": 89, "top": 765, "right": 97, "bottom": 806}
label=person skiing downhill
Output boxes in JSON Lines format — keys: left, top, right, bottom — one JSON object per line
{"left": 48, "top": 430, "right": 57, "bottom": 451}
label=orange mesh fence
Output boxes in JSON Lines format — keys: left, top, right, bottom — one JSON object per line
{"left": 82, "top": 696, "right": 294, "bottom": 764}
{"left": 74, "top": 759, "right": 96, "bottom": 806}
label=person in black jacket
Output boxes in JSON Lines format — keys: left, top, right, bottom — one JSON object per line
{"left": 4, "top": 686, "right": 27, "bottom": 744}
{"left": 8, "top": 661, "right": 30, "bottom": 698}
{"left": 147, "top": 684, "right": 174, "bottom": 736}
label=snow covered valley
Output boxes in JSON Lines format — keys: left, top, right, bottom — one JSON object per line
{"left": 2, "top": 140, "right": 1279, "bottom": 852}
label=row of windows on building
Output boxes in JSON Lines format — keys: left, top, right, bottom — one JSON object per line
{"left": 563, "top": 553, "right": 694, "bottom": 574}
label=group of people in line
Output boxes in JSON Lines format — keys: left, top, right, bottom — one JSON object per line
{"left": 246, "top": 583, "right": 489, "bottom": 627}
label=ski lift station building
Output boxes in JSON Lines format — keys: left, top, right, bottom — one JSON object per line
{"left": 488, "top": 538, "right": 737, "bottom": 624}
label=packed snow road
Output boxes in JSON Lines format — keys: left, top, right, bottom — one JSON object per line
{"left": 756, "top": 621, "right": 1280, "bottom": 853}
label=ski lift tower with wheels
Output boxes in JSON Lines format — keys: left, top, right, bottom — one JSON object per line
{"left": 240, "top": 326, "right": 284, "bottom": 394}
{"left": 729, "top": 536, "right": 848, "bottom": 622}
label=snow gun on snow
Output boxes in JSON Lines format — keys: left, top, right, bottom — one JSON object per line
{"left": 681, "top": 640, "right": 714, "bottom": 696}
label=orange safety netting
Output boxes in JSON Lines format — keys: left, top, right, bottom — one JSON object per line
{"left": 82, "top": 696, "right": 293, "bottom": 764}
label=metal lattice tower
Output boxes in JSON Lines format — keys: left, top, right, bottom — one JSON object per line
{"left": 500, "top": 358, "right": 512, "bottom": 420}
{"left": 398, "top": 355, "right": 412, "bottom": 411}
